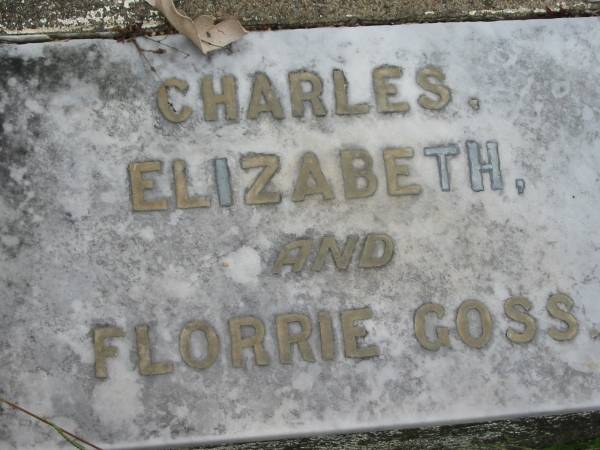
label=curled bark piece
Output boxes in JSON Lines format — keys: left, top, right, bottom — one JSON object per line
{"left": 146, "top": 0, "right": 247, "bottom": 54}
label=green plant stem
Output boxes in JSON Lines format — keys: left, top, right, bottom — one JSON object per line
{"left": 0, "top": 398, "right": 103, "bottom": 450}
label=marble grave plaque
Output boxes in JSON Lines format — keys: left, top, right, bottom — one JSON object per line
{"left": 1, "top": 17, "right": 600, "bottom": 450}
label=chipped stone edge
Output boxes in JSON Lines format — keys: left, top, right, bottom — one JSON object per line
{"left": 1, "top": 3, "right": 600, "bottom": 43}
{"left": 191, "top": 410, "right": 600, "bottom": 449}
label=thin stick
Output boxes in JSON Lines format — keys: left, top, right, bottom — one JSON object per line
{"left": 130, "top": 39, "right": 163, "bottom": 82}
{"left": 0, "top": 398, "right": 103, "bottom": 450}
{"left": 143, "top": 35, "right": 190, "bottom": 57}
{"left": 51, "top": 424, "right": 87, "bottom": 450}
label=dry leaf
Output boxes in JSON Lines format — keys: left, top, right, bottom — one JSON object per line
{"left": 146, "top": 0, "right": 247, "bottom": 54}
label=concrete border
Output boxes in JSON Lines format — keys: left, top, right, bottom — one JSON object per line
{"left": 1, "top": 0, "right": 600, "bottom": 42}
{"left": 195, "top": 411, "right": 600, "bottom": 449}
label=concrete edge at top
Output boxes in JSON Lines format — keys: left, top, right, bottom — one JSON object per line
{"left": 1, "top": 0, "right": 600, "bottom": 43}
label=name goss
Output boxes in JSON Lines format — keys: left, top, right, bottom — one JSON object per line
{"left": 92, "top": 293, "right": 579, "bottom": 379}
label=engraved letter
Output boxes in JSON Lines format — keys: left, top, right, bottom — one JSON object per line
{"left": 547, "top": 293, "right": 578, "bottom": 341}
{"left": 201, "top": 74, "right": 238, "bottom": 121}
{"left": 173, "top": 159, "right": 210, "bottom": 209}
{"left": 276, "top": 313, "right": 316, "bottom": 364}
{"left": 247, "top": 73, "right": 285, "bottom": 120}
{"left": 340, "top": 149, "right": 378, "bottom": 199}
{"left": 373, "top": 65, "right": 410, "bottom": 114}
{"left": 456, "top": 300, "right": 493, "bottom": 349}
{"left": 341, "top": 307, "right": 380, "bottom": 358}
{"left": 333, "top": 69, "right": 369, "bottom": 115}
{"left": 383, "top": 147, "right": 422, "bottom": 196}
{"left": 179, "top": 320, "right": 220, "bottom": 370}
{"left": 289, "top": 71, "right": 327, "bottom": 118}
{"left": 94, "top": 326, "right": 125, "bottom": 379}
{"left": 272, "top": 239, "right": 313, "bottom": 274}
{"left": 359, "top": 233, "right": 395, "bottom": 269}
{"left": 157, "top": 78, "right": 192, "bottom": 123}
{"left": 135, "top": 324, "right": 174, "bottom": 376}
{"left": 423, "top": 144, "right": 459, "bottom": 192}
{"left": 292, "top": 152, "right": 335, "bottom": 202}
{"left": 312, "top": 235, "right": 359, "bottom": 272}
{"left": 416, "top": 67, "right": 451, "bottom": 110}
{"left": 214, "top": 158, "right": 233, "bottom": 207}
{"left": 504, "top": 296, "right": 537, "bottom": 344}
{"left": 228, "top": 316, "right": 270, "bottom": 368}
{"left": 414, "top": 303, "right": 450, "bottom": 351}
{"left": 318, "top": 311, "right": 335, "bottom": 361}
{"left": 467, "top": 141, "right": 504, "bottom": 191}
{"left": 241, "top": 154, "right": 281, "bottom": 205}
{"left": 129, "top": 161, "right": 168, "bottom": 211}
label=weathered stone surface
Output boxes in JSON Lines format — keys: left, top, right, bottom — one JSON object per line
{"left": 1, "top": 17, "right": 600, "bottom": 450}
{"left": 200, "top": 411, "right": 600, "bottom": 449}
{"left": 1, "top": 0, "right": 600, "bottom": 38}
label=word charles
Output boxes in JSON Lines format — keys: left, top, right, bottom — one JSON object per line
{"left": 156, "top": 66, "right": 452, "bottom": 123}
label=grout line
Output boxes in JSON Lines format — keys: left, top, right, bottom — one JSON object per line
{"left": 0, "top": 8, "right": 599, "bottom": 44}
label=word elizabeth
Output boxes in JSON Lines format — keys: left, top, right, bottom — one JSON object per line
{"left": 128, "top": 140, "right": 503, "bottom": 212}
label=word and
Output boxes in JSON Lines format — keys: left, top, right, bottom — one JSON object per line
{"left": 128, "top": 141, "right": 503, "bottom": 211}
{"left": 273, "top": 233, "right": 395, "bottom": 273}
{"left": 93, "top": 307, "right": 379, "bottom": 378}
{"left": 156, "top": 67, "right": 452, "bottom": 123}
{"left": 414, "top": 293, "right": 578, "bottom": 351}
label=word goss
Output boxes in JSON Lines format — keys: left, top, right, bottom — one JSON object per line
{"left": 92, "top": 293, "right": 579, "bottom": 379}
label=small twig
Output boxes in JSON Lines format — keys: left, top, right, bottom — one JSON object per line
{"left": 143, "top": 35, "right": 190, "bottom": 57}
{"left": 133, "top": 41, "right": 166, "bottom": 55}
{"left": 130, "top": 39, "right": 163, "bottom": 82}
{"left": 0, "top": 398, "right": 103, "bottom": 450}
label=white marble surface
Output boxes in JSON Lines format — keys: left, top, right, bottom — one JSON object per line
{"left": 1, "top": 17, "right": 600, "bottom": 450}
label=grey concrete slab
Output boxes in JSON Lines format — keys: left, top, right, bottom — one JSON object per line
{"left": 1, "top": 16, "right": 600, "bottom": 450}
